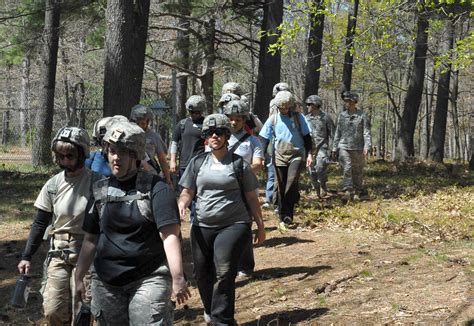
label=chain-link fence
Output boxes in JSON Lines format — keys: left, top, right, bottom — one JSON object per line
{"left": 0, "top": 107, "right": 172, "bottom": 173}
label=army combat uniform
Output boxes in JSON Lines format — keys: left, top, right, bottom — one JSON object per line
{"left": 332, "top": 109, "right": 371, "bottom": 193}
{"left": 305, "top": 110, "right": 334, "bottom": 194}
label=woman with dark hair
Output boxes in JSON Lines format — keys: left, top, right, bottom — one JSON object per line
{"left": 178, "top": 114, "right": 265, "bottom": 325}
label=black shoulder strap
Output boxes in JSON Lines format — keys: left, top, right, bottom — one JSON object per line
{"left": 180, "top": 117, "right": 189, "bottom": 136}
{"left": 192, "top": 152, "right": 210, "bottom": 176}
{"left": 231, "top": 153, "right": 250, "bottom": 212}
{"left": 228, "top": 132, "right": 251, "bottom": 154}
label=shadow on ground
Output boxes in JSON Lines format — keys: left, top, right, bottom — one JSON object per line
{"left": 241, "top": 307, "right": 330, "bottom": 325}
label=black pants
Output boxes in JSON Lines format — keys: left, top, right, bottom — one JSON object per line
{"left": 191, "top": 223, "right": 251, "bottom": 326}
{"left": 275, "top": 159, "right": 304, "bottom": 221}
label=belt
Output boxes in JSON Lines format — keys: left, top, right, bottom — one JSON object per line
{"left": 53, "top": 233, "right": 83, "bottom": 241}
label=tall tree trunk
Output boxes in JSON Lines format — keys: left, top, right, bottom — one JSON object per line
{"left": 253, "top": 0, "right": 283, "bottom": 121}
{"left": 304, "top": 0, "right": 325, "bottom": 98}
{"left": 2, "top": 65, "right": 13, "bottom": 145}
{"left": 450, "top": 69, "right": 461, "bottom": 160}
{"left": 60, "top": 43, "right": 74, "bottom": 126}
{"left": 395, "top": 15, "right": 428, "bottom": 161}
{"left": 429, "top": 19, "right": 454, "bottom": 163}
{"left": 103, "top": 0, "right": 150, "bottom": 117}
{"left": 199, "top": 19, "right": 216, "bottom": 114}
{"left": 341, "top": 0, "right": 359, "bottom": 94}
{"left": 19, "top": 56, "right": 30, "bottom": 147}
{"left": 176, "top": 0, "right": 191, "bottom": 120}
{"left": 32, "top": 0, "right": 61, "bottom": 166}
{"left": 420, "top": 66, "right": 435, "bottom": 159}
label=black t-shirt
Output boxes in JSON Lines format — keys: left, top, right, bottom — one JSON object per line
{"left": 83, "top": 174, "right": 180, "bottom": 286}
{"left": 172, "top": 117, "right": 205, "bottom": 169}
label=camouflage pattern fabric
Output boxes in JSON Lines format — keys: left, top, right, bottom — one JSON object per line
{"left": 90, "top": 264, "right": 173, "bottom": 325}
{"left": 338, "top": 149, "right": 365, "bottom": 191}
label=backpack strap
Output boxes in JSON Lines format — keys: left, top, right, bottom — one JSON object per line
{"left": 228, "top": 132, "right": 251, "bottom": 154}
{"left": 180, "top": 117, "right": 190, "bottom": 137}
{"left": 231, "top": 153, "right": 250, "bottom": 213}
{"left": 192, "top": 152, "right": 210, "bottom": 176}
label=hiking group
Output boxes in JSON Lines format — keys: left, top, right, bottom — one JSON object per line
{"left": 16, "top": 82, "right": 371, "bottom": 325}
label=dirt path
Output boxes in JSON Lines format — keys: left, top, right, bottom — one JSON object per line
{"left": 1, "top": 212, "right": 473, "bottom": 325}
{"left": 174, "top": 212, "right": 473, "bottom": 325}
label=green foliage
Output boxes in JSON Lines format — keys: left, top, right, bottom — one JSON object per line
{"left": 0, "top": 0, "right": 44, "bottom": 66}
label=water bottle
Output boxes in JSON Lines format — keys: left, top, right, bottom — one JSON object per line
{"left": 74, "top": 304, "right": 91, "bottom": 326}
{"left": 11, "top": 274, "right": 30, "bottom": 308}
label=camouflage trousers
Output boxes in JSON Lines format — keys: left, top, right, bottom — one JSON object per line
{"left": 41, "top": 237, "right": 91, "bottom": 325}
{"left": 91, "top": 263, "right": 173, "bottom": 326}
{"left": 338, "top": 149, "right": 366, "bottom": 191}
{"left": 308, "top": 148, "right": 331, "bottom": 189}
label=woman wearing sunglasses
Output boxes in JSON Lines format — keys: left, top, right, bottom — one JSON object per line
{"left": 178, "top": 114, "right": 265, "bottom": 325}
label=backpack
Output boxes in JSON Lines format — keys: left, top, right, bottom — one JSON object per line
{"left": 192, "top": 152, "right": 250, "bottom": 212}
{"left": 91, "top": 170, "right": 154, "bottom": 222}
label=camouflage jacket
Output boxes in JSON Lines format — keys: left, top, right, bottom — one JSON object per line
{"left": 305, "top": 111, "right": 334, "bottom": 152}
{"left": 333, "top": 109, "right": 371, "bottom": 151}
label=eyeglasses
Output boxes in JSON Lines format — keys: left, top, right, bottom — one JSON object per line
{"left": 306, "top": 103, "right": 312, "bottom": 106}
{"left": 203, "top": 128, "right": 227, "bottom": 138}
{"left": 189, "top": 111, "right": 201, "bottom": 115}
{"left": 56, "top": 153, "right": 76, "bottom": 161}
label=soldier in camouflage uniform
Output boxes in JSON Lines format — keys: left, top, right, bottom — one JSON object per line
{"left": 305, "top": 95, "right": 334, "bottom": 198}
{"left": 332, "top": 91, "right": 371, "bottom": 199}
{"left": 75, "top": 121, "right": 190, "bottom": 325}
{"left": 17, "top": 127, "right": 95, "bottom": 325}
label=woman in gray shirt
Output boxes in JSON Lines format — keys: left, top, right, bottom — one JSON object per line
{"left": 178, "top": 114, "right": 265, "bottom": 325}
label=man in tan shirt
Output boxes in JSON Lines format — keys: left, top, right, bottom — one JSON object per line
{"left": 17, "top": 127, "right": 98, "bottom": 325}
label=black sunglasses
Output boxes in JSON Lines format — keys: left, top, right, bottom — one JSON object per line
{"left": 56, "top": 153, "right": 76, "bottom": 160}
{"left": 189, "top": 110, "right": 201, "bottom": 114}
{"left": 306, "top": 103, "right": 312, "bottom": 106}
{"left": 203, "top": 128, "right": 227, "bottom": 138}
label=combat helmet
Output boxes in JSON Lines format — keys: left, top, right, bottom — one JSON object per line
{"left": 201, "top": 114, "right": 232, "bottom": 137}
{"left": 103, "top": 121, "right": 146, "bottom": 160}
{"left": 185, "top": 95, "right": 206, "bottom": 112}
{"left": 130, "top": 104, "right": 154, "bottom": 122}
{"left": 218, "top": 93, "right": 240, "bottom": 107}
{"left": 92, "top": 116, "right": 130, "bottom": 145}
{"left": 274, "top": 90, "right": 295, "bottom": 110}
{"left": 342, "top": 91, "right": 359, "bottom": 103}
{"left": 305, "top": 95, "right": 323, "bottom": 108}
{"left": 221, "top": 82, "right": 242, "bottom": 96}
{"left": 272, "top": 82, "right": 289, "bottom": 97}
{"left": 51, "top": 127, "right": 90, "bottom": 157}
{"left": 224, "top": 100, "right": 249, "bottom": 117}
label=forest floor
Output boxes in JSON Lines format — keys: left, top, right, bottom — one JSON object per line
{"left": 0, "top": 160, "right": 473, "bottom": 325}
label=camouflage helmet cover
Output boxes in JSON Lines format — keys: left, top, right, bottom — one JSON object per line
{"left": 218, "top": 93, "right": 240, "bottom": 106}
{"left": 92, "top": 117, "right": 114, "bottom": 141}
{"left": 185, "top": 95, "right": 206, "bottom": 112}
{"left": 305, "top": 95, "right": 323, "bottom": 107}
{"left": 130, "top": 104, "right": 154, "bottom": 122}
{"left": 51, "top": 127, "right": 90, "bottom": 157}
{"left": 202, "top": 114, "right": 232, "bottom": 136}
{"left": 103, "top": 121, "right": 146, "bottom": 160}
{"left": 93, "top": 115, "right": 130, "bottom": 142}
{"left": 273, "top": 90, "right": 295, "bottom": 109}
{"left": 221, "top": 82, "right": 242, "bottom": 96}
{"left": 272, "top": 82, "right": 289, "bottom": 97}
{"left": 224, "top": 100, "right": 249, "bottom": 117}
{"left": 342, "top": 91, "right": 359, "bottom": 103}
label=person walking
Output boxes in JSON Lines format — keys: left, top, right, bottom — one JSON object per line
{"left": 305, "top": 95, "right": 334, "bottom": 198}
{"left": 259, "top": 91, "right": 313, "bottom": 227}
{"left": 130, "top": 104, "right": 172, "bottom": 187}
{"left": 178, "top": 114, "right": 265, "bottom": 325}
{"left": 224, "top": 100, "right": 264, "bottom": 278}
{"left": 75, "top": 121, "right": 190, "bottom": 325}
{"left": 17, "top": 127, "right": 97, "bottom": 325}
{"left": 332, "top": 91, "right": 372, "bottom": 200}
{"left": 170, "top": 95, "right": 206, "bottom": 179}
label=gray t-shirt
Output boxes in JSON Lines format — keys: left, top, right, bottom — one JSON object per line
{"left": 179, "top": 152, "right": 258, "bottom": 227}
{"left": 145, "top": 129, "right": 166, "bottom": 160}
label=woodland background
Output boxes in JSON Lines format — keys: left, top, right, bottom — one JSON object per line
{"left": 0, "top": 0, "right": 472, "bottom": 171}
